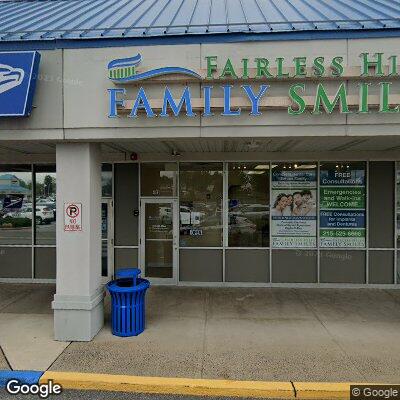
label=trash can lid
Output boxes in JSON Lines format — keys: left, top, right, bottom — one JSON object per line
{"left": 116, "top": 268, "right": 141, "bottom": 280}
{"left": 107, "top": 278, "right": 150, "bottom": 293}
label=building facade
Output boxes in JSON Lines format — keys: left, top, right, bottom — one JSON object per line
{"left": 1, "top": 0, "right": 400, "bottom": 340}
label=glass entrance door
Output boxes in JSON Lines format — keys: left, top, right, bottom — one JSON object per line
{"left": 140, "top": 199, "right": 178, "bottom": 283}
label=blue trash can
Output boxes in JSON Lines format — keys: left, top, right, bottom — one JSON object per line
{"left": 106, "top": 268, "right": 150, "bottom": 337}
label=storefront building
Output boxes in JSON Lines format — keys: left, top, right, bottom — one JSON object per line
{"left": 1, "top": 0, "right": 400, "bottom": 340}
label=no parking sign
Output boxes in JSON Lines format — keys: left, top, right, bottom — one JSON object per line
{"left": 64, "top": 203, "right": 82, "bottom": 232}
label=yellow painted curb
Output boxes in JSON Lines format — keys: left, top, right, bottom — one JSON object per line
{"left": 40, "top": 371, "right": 295, "bottom": 398}
{"left": 293, "top": 382, "right": 379, "bottom": 399}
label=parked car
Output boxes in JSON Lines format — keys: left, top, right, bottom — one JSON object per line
{"left": 36, "top": 205, "right": 54, "bottom": 224}
{"left": 37, "top": 202, "right": 56, "bottom": 220}
{"left": 16, "top": 206, "right": 54, "bottom": 225}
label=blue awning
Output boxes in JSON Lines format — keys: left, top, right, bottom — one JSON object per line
{"left": 0, "top": 185, "right": 29, "bottom": 194}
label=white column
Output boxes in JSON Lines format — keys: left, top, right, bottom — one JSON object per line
{"left": 53, "top": 143, "right": 104, "bottom": 341}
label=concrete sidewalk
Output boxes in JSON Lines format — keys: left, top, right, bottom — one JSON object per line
{"left": 0, "top": 283, "right": 69, "bottom": 371}
{"left": 1, "top": 283, "right": 400, "bottom": 383}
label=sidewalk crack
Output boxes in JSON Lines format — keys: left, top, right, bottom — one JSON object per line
{"left": 290, "top": 380, "right": 297, "bottom": 398}
{"left": 0, "top": 345, "right": 12, "bottom": 371}
{"left": 46, "top": 341, "right": 72, "bottom": 372}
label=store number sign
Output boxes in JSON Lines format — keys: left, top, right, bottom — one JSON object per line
{"left": 64, "top": 203, "right": 82, "bottom": 232}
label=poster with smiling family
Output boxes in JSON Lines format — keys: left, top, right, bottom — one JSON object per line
{"left": 271, "top": 167, "right": 317, "bottom": 247}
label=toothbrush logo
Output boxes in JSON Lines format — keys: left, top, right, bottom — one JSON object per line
{"left": 108, "top": 53, "right": 201, "bottom": 82}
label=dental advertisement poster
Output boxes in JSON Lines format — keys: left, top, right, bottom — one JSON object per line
{"left": 271, "top": 169, "right": 317, "bottom": 248}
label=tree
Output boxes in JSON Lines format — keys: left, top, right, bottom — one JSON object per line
{"left": 43, "top": 175, "right": 54, "bottom": 197}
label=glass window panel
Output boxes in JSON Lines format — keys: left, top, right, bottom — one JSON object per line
{"left": 34, "top": 247, "right": 56, "bottom": 279}
{"left": 320, "top": 250, "right": 366, "bottom": 283}
{"left": 396, "top": 163, "right": 400, "bottom": 247}
{"left": 35, "top": 165, "right": 56, "bottom": 245}
{"left": 146, "top": 241, "right": 173, "bottom": 278}
{"left": 145, "top": 203, "right": 173, "bottom": 240}
{"left": 0, "top": 246, "right": 31, "bottom": 278}
{"left": 271, "top": 162, "right": 317, "bottom": 248}
{"left": 102, "top": 241, "right": 108, "bottom": 277}
{"left": 397, "top": 251, "right": 400, "bottom": 284}
{"left": 101, "top": 203, "right": 108, "bottom": 240}
{"left": 369, "top": 250, "right": 394, "bottom": 284}
{"left": 320, "top": 162, "right": 366, "bottom": 248}
{"left": 228, "top": 163, "right": 269, "bottom": 247}
{"left": 141, "top": 163, "right": 178, "bottom": 196}
{"left": 102, "top": 163, "right": 112, "bottom": 198}
{"left": 272, "top": 249, "right": 317, "bottom": 283}
{"left": 179, "top": 249, "right": 223, "bottom": 282}
{"left": 179, "top": 163, "right": 223, "bottom": 247}
{"left": 0, "top": 165, "right": 32, "bottom": 245}
{"left": 225, "top": 249, "right": 269, "bottom": 282}
{"left": 101, "top": 202, "right": 108, "bottom": 277}
{"left": 369, "top": 162, "right": 394, "bottom": 248}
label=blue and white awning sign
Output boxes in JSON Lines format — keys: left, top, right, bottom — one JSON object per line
{"left": 0, "top": 51, "right": 41, "bottom": 117}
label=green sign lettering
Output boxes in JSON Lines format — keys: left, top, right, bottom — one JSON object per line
{"left": 360, "top": 52, "right": 384, "bottom": 77}
{"left": 313, "top": 83, "right": 350, "bottom": 114}
{"left": 219, "top": 58, "right": 238, "bottom": 79}
{"left": 379, "top": 82, "right": 399, "bottom": 113}
{"left": 293, "top": 56, "right": 307, "bottom": 77}
{"left": 255, "top": 58, "right": 272, "bottom": 78}
{"left": 206, "top": 56, "right": 218, "bottom": 79}
{"left": 288, "top": 83, "right": 306, "bottom": 115}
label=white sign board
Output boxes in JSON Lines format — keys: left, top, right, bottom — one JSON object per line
{"left": 64, "top": 203, "right": 82, "bottom": 232}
